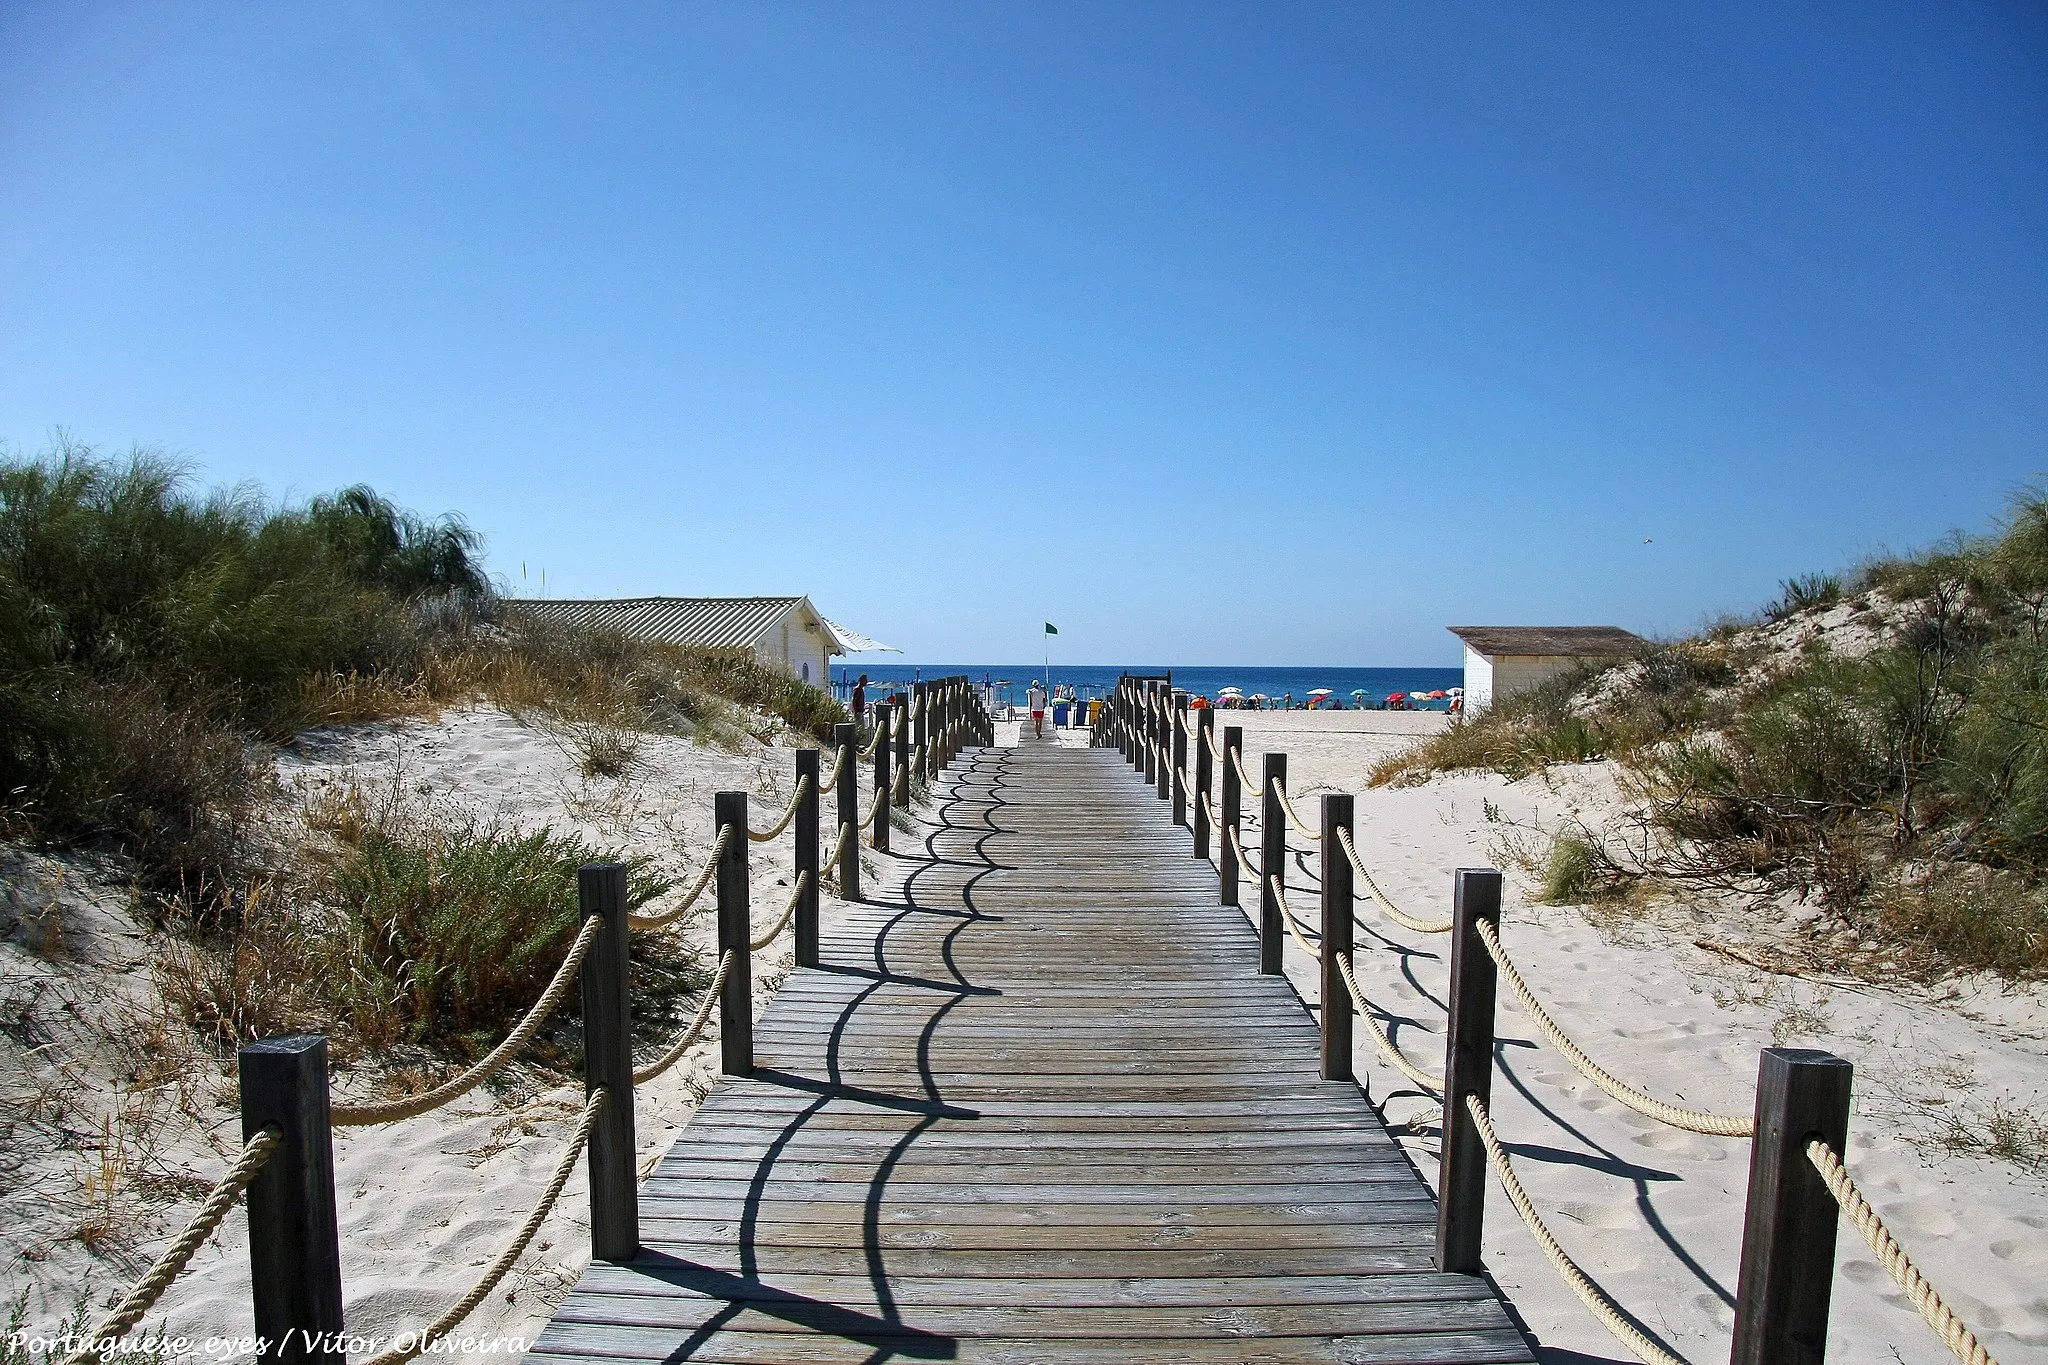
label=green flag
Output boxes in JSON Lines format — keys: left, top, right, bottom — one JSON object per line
{"left": 1045, "top": 622, "right": 1058, "bottom": 635}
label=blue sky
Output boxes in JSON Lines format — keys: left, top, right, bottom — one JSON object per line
{"left": 3, "top": 4, "right": 2043, "bottom": 665}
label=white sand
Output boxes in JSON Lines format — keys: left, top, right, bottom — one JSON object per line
{"left": 3, "top": 704, "right": 858, "bottom": 1363}
{"left": 8, "top": 706, "right": 2043, "bottom": 1364}
{"left": 1211, "top": 711, "right": 2048, "bottom": 1363}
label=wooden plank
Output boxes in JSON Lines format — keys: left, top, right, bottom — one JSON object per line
{"left": 532, "top": 744, "right": 1533, "bottom": 1364}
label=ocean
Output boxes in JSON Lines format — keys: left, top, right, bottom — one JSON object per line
{"left": 827, "top": 664, "right": 1466, "bottom": 710}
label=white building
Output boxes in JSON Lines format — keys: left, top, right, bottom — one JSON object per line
{"left": 507, "top": 596, "right": 851, "bottom": 685}
{"left": 1450, "top": 625, "right": 1644, "bottom": 714}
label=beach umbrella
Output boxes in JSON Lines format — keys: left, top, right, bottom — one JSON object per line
{"left": 1351, "top": 689, "right": 1368, "bottom": 697}
{"left": 1427, "top": 690, "right": 1448, "bottom": 699}
{"left": 1218, "top": 687, "right": 1243, "bottom": 697}
{"left": 1307, "top": 688, "right": 1334, "bottom": 697}
{"left": 1386, "top": 692, "right": 1406, "bottom": 702}
{"left": 1448, "top": 687, "right": 1464, "bottom": 696}
{"left": 1249, "top": 693, "right": 1268, "bottom": 701}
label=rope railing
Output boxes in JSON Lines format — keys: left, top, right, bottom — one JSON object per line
{"left": 635, "top": 949, "right": 735, "bottom": 1084}
{"left": 1107, "top": 675, "right": 1996, "bottom": 1365}
{"left": 1465, "top": 1093, "right": 1690, "bottom": 1365}
{"left": 1229, "top": 745, "right": 1259, "bottom": 801}
{"left": 751, "top": 872, "right": 809, "bottom": 950}
{"left": 362, "top": 1089, "right": 606, "bottom": 1365}
{"left": 1806, "top": 1138, "right": 1999, "bottom": 1365}
{"left": 1270, "top": 775, "right": 1322, "bottom": 840}
{"left": 332, "top": 914, "right": 603, "bottom": 1127}
{"left": 821, "top": 821, "right": 854, "bottom": 889}
{"left": 61, "top": 1129, "right": 281, "bottom": 1365}
{"left": 746, "top": 776, "right": 810, "bottom": 842}
{"left": 860, "top": 726, "right": 884, "bottom": 759}
{"left": 820, "top": 744, "right": 848, "bottom": 793}
{"left": 1475, "top": 918, "right": 1753, "bottom": 1138}
{"left": 628, "top": 823, "right": 736, "bottom": 930}
{"left": 1266, "top": 874, "right": 1322, "bottom": 959}
{"left": 1335, "top": 827, "right": 1454, "bottom": 935}
{"left": 1334, "top": 952, "right": 1442, "bottom": 1093}
{"left": 1226, "top": 822, "right": 1260, "bottom": 879}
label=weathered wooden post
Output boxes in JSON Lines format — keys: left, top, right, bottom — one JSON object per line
{"left": 1154, "top": 685, "right": 1171, "bottom": 802}
{"left": 1730, "top": 1049, "right": 1855, "bottom": 1365}
{"left": 1121, "top": 682, "right": 1135, "bottom": 764}
{"left": 1436, "top": 867, "right": 1502, "bottom": 1273}
{"left": 1141, "top": 684, "right": 1157, "bottom": 785}
{"left": 713, "top": 797, "right": 753, "bottom": 1077}
{"left": 1170, "top": 690, "right": 1189, "bottom": 827}
{"left": 833, "top": 720, "right": 861, "bottom": 901}
{"left": 578, "top": 862, "right": 639, "bottom": 1260}
{"left": 1220, "top": 724, "right": 1243, "bottom": 905}
{"left": 912, "top": 682, "right": 928, "bottom": 785}
{"left": 893, "top": 694, "right": 911, "bottom": 803}
{"left": 794, "top": 748, "right": 820, "bottom": 968}
{"left": 1193, "top": 708, "right": 1214, "bottom": 861}
{"left": 872, "top": 709, "right": 892, "bottom": 856}
{"left": 1259, "top": 753, "right": 1286, "bottom": 974}
{"left": 1321, "top": 795, "right": 1355, "bottom": 1081}
{"left": 239, "top": 1036, "right": 343, "bottom": 1364}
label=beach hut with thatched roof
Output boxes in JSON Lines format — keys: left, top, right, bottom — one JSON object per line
{"left": 1449, "top": 625, "right": 1644, "bottom": 714}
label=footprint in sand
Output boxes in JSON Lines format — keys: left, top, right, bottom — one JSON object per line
{"left": 1554, "top": 1200, "right": 1640, "bottom": 1231}
{"left": 1631, "top": 1127, "right": 1729, "bottom": 1162}
{"left": 1880, "top": 1200, "right": 1957, "bottom": 1237}
{"left": 1989, "top": 1237, "right": 2048, "bottom": 1266}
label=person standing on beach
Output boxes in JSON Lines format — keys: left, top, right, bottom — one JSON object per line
{"left": 852, "top": 674, "right": 867, "bottom": 725}
{"left": 1027, "top": 682, "right": 1047, "bottom": 738}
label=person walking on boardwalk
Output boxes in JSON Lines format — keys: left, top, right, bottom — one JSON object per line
{"left": 1027, "top": 681, "right": 1047, "bottom": 738}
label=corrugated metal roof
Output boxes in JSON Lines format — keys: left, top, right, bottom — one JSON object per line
{"left": 505, "top": 596, "right": 830, "bottom": 651}
{"left": 1448, "top": 625, "right": 1645, "bottom": 658}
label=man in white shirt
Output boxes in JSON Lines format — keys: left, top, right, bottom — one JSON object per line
{"left": 1027, "top": 683, "right": 1048, "bottom": 738}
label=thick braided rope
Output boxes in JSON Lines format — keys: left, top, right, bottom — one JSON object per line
{"left": 1336, "top": 827, "right": 1454, "bottom": 934}
{"left": 821, "top": 821, "right": 854, "bottom": 892}
{"left": 635, "top": 949, "right": 735, "bottom": 1084}
{"left": 859, "top": 791, "right": 883, "bottom": 831}
{"left": 1266, "top": 874, "right": 1322, "bottom": 960}
{"left": 1807, "top": 1138, "right": 1998, "bottom": 1365}
{"left": 1226, "top": 822, "right": 1261, "bottom": 879}
{"left": 63, "top": 1129, "right": 281, "bottom": 1365}
{"left": 362, "top": 1090, "right": 605, "bottom": 1365}
{"left": 1230, "top": 745, "right": 1260, "bottom": 801}
{"left": 1466, "top": 1094, "right": 1690, "bottom": 1365}
{"left": 333, "top": 915, "right": 602, "bottom": 1126}
{"left": 1335, "top": 952, "right": 1443, "bottom": 1093}
{"left": 1201, "top": 723, "right": 1219, "bottom": 760}
{"left": 820, "top": 744, "right": 848, "bottom": 793}
{"left": 747, "top": 776, "right": 810, "bottom": 842}
{"left": 860, "top": 725, "right": 885, "bottom": 759}
{"left": 893, "top": 764, "right": 909, "bottom": 803}
{"left": 1270, "top": 776, "right": 1322, "bottom": 840}
{"left": 1476, "top": 919, "right": 1752, "bottom": 1137}
{"left": 629, "top": 823, "right": 735, "bottom": 930}
{"left": 751, "top": 872, "right": 810, "bottom": 951}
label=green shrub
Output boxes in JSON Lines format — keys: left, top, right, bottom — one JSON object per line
{"left": 0, "top": 443, "right": 486, "bottom": 898}
{"left": 1769, "top": 572, "right": 1843, "bottom": 620}
{"left": 326, "top": 817, "right": 675, "bottom": 1048}
{"left": 1538, "top": 830, "right": 1605, "bottom": 903}
{"left": 333, "top": 820, "right": 660, "bottom": 1039}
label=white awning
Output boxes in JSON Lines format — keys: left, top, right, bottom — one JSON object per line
{"left": 820, "top": 616, "right": 899, "bottom": 654}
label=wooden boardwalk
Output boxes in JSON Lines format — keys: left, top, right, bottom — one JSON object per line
{"left": 530, "top": 737, "right": 1535, "bottom": 1363}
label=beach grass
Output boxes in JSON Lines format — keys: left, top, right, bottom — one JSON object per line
{"left": 1374, "top": 485, "right": 2048, "bottom": 979}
